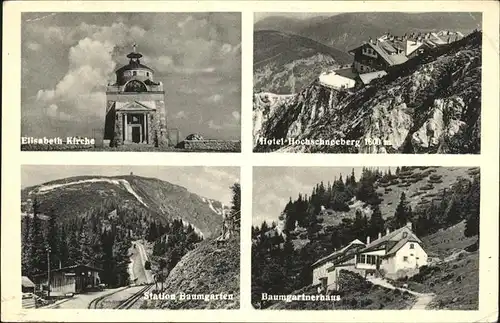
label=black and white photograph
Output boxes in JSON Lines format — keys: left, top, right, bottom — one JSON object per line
{"left": 253, "top": 12, "right": 482, "bottom": 154}
{"left": 21, "top": 12, "right": 241, "bottom": 152}
{"left": 252, "top": 166, "right": 480, "bottom": 310}
{"left": 21, "top": 166, "right": 240, "bottom": 309}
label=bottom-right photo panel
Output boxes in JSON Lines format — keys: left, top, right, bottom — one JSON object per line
{"left": 252, "top": 166, "right": 480, "bottom": 310}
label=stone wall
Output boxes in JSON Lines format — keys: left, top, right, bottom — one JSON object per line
{"left": 177, "top": 140, "right": 241, "bottom": 152}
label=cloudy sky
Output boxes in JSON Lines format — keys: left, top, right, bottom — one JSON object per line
{"left": 21, "top": 166, "right": 239, "bottom": 205}
{"left": 253, "top": 167, "right": 390, "bottom": 226}
{"left": 21, "top": 12, "right": 241, "bottom": 141}
{"left": 254, "top": 12, "right": 339, "bottom": 22}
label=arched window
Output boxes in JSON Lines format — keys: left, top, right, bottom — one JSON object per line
{"left": 124, "top": 80, "right": 147, "bottom": 92}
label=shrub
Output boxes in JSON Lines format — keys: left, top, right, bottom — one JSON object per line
{"left": 428, "top": 178, "right": 443, "bottom": 184}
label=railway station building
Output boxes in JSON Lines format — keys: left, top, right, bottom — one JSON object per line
{"left": 33, "top": 264, "right": 103, "bottom": 297}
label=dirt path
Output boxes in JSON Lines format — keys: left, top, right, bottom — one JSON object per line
{"left": 410, "top": 293, "right": 434, "bottom": 309}
{"left": 367, "top": 277, "right": 435, "bottom": 310}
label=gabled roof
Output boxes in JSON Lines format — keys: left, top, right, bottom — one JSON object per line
{"left": 32, "top": 264, "right": 103, "bottom": 277}
{"left": 115, "top": 101, "right": 156, "bottom": 111}
{"left": 359, "top": 225, "right": 421, "bottom": 254}
{"left": 358, "top": 70, "right": 388, "bottom": 85}
{"left": 22, "top": 276, "right": 35, "bottom": 288}
{"left": 312, "top": 239, "right": 365, "bottom": 267}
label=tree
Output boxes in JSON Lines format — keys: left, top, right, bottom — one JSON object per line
{"left": 464, "top": 176, "right": 480, "bottom": 238}
{"left": 394, "top": 192, "right": 410, "bottom": 227}
{"left": 369, "top": 204, "right": 385, "bottom": 239}
{"left": 21, "top": 216, "right": 33, "bottom": 276}
{"left": 229, "top": 182, "right": 241, "bottom": 230}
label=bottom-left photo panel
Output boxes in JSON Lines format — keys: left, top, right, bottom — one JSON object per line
{"left": 20, "top": 165, "right": 240, "bottom": 310}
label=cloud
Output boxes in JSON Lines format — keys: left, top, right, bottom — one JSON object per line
{"left": 232, "top": 111, "right": 241, "bottom": 121}
{"left": 26, "top": 42, "right": 41, "bottom": 51}
{"left": 207, "top": 120, "right": 223, "bottom": 131}
{"left": 44, "top": 104, "right": 72, "bottom": 121}
{"left": 143, "top": 55, "right": 173, "bottom": 73}
{"left": 175, "top": 111, "right": 187, "bottom": 119}
{"left": 36, "top": 37, "right": 115, "bottom": 118}
{"left": 207, "top": 94, "right": 223, "bottom": 103}
{"left": 201, "top": 166, "right": 240, "bottom": 184}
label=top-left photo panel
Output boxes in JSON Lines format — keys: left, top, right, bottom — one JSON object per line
{"left": 20, "top": 12, "right": 242, "bottom": 152}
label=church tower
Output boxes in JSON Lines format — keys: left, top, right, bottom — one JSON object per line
{"left": 104, "top": 44, "right": 168, "bottom": 147}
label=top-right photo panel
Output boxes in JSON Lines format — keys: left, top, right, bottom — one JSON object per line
{"left": 253, "top": 12, "right": 482, "bottom": 154}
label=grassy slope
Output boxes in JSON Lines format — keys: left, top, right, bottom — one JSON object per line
{"left": 307, "top": 167, "right": 476, "bottom": 225}
{"left": 390, "top": 221, "right": 479, "bottom": 310}
{"left": 146, "top": 237, "right": 240, "bottom": 309}
{"left": 284, "top": 167, "right": 479, "bottom": 309}
{"left": 376, "top": 167, "right": 478, "bottom": 218}
{"left": 268, "top": 270, "right": 416, "bottom": 310}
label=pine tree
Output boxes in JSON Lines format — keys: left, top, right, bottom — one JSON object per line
{"left": 30, "top": 198, "right": 48, "bottom": 276}
{"left": 369, "top": 204, "right": 385, "bottom": 239}
{"left": 464, "top": 176, "right": 480, "bottom": 238}
{"left": 394, "top": 192, "right": 410, "bottom": 227}
{"left": 79, "top": 222, "right": 95, "bottom": 265}
{"left": 21, "top": 216, "right": 33, "bottom": 276}
{"left": 46, "top": 210, "right": 60, "bottom": 268}
{"left": 229, "top": 182, "right": 241, "bottom": 230}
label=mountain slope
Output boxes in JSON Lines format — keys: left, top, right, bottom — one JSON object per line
{"left": 21, "top": 175, "right": 226, "bottom": 238}
{"left": 254, "top": 31, "right": 481, "bottom": 154}
{"left": 145, "top": 237, "right": 240, "bottom": 309}
{"left": 255, "top": 12, "right": 481, "bottom": 53}
{"left": 254, "top": 30, "right": 352, "bottom": 94}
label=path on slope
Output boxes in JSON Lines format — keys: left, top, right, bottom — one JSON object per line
{"left": 129, "top": 241, "right": 153, "bottom": 285}
{"left": 367, "top": 276, "right": 435, "bottom": 310}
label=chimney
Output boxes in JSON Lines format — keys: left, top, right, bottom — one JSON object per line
{"left": 366, "top": 236, "right": 370, "bottom": 244}
{"left": 386, "top": 227, "right": 390, "bottom": 236}
{"left": 406, "top": 222, "right": 412, "bottom": 231}
{"left": 378, "top": 232, "right": 382, "bottom": 239}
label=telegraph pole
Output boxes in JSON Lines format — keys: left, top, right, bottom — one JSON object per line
{"left": 46, "top": 247, "right": 51, "bottom": 299}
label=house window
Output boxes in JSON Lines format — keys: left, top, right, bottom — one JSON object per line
{"left": 410, "top": 243, "right": 415, "bottom": 249}
{"left": 146, "top": 72, "right": 149, "bottom": 77}
{"left": 403, "top": 256, "right": 408, "bottom": 262}
{"left": 410, "top": 253, "right": 414, "bottom": 256}
{"left": 360, "top": 254, "right": 366, "bottom": 263}
{"left": 133, "top": 71, "right": 137, "bottom": 76}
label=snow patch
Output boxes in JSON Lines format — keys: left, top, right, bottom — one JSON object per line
{"left": 179, "top": 218, "right": 205, "bottom": 238}
{"left": 205, "top": 198, "right": 222, "bottom": 215}
{"left": 36, "top": 178, "right": 148, "bottom": 207}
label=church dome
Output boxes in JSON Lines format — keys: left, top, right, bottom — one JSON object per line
{"left": 115, "top": 44, "right": 155, "bottom": 86}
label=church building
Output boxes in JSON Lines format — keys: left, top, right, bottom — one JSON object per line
{"left": 104, "top": 45, "right": 168, "bottom": 147}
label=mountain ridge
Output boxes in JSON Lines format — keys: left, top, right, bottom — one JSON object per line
{"left": 254, "top": 30, "right": 352, "bottom": 94}
{"left": 21, "top": 174, "right": 226, "bottom": 238}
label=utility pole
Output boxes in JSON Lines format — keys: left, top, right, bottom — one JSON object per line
{"left": 46, "top": 247, "right": 51, "bottom": 299}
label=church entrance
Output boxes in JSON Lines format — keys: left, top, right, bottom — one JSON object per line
{"left": 122, "top": 113, "right": 148, "bottom": 144}
{"left": 131, "top": 126, "right": 141, "bottom": 143}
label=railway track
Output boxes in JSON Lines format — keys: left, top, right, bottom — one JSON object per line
{"left": 88, "top": 284, "right": 153, "bottom": 309}
{"left": 115, "top": 284, "right": 154, "bottom": 309}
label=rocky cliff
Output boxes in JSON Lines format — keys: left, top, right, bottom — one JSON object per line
{"left": 254, "top": 31, "right": 481, "bottom": 154}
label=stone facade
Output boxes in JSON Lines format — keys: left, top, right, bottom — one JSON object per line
{"left": 104, "top": 47, "right": 168, "bottom": 147}
{"left": 177, "top": 140, "right": 241, "bottom": 152}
